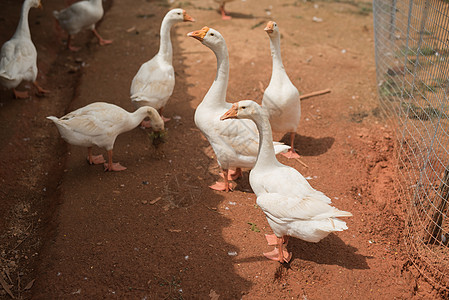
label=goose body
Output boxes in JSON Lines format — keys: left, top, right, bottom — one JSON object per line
{"left": 130, "top": 9, "right": 195, "bottom": 123}
{"left": 262, "top": 21, "right": 301, "bottom": 158}
{"left": 188, "top": 27, "right": 290, "bottom": 191}
{"left": 47, "top": 102, "right": 164, "bottom": 171}
{"left": 53, "top": 0, "right": 111, "bottom": 51}
{"left": 221, "top": 100, "right": 352, "bottom": 262}
{"left": 0, "top": 0, "right": 48, "bottom": 98}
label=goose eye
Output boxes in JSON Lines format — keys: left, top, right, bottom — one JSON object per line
{"left": 210, "top": 33, "right": 215, "bottom": 36}
{"left": 178, "top": 13, "right": 181, "bottom": 15}
{"left": 241, "top": 106, "right": 246, "bottom": 109}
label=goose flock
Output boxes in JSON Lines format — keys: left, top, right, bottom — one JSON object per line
{"left": 0, "top": 1, "right": 352, "bottom": 263}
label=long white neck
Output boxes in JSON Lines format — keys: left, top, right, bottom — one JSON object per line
{"left": 268, "top": 33, "right": 288, "bottom": 82}
{"left": 251, "top": 109, "right": 279, "bottom": 169}
{"left": 158, "top": 15, "right": 176, "bottom": 63}
{"left": 14, "top": 0, "right": 33, "bottom": 39}
{"left": 202, "top": 42, "right": 229, "bottom": 109}
{"left": 122, "top": 107, "right": 151, "bottom": 133}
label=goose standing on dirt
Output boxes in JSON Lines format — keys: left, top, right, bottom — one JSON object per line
{"left": 187, "top": 27, "right": 290, "bottom": 192}
{"left": 262, "top": 21, "right": 301, "bottom": 159}
{"left": 47, "top": 102, "right": 164, "bottom": 171}
{"left": 0, "top": 0, "right": 49, "bottom": 99}
{"left": 53, "top": 0, "right": 112, "bottom": 51}
{"left": 130, "top": 9, "right": 195, "bottom": 125}
{"left": 214, "top": 0, "right": 235, "bottom": 20}
{"left": 221, "top": 100, "right": 352, "bottom": 262}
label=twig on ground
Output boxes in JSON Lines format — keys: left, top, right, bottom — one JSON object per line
{"left": 300, "top": 88, "right": 331, "bottom": 100}
{"left": 295, "top": 157, "right": 309, "bottom": 168}
{"left": 13, "top": 223, "right": 33, "bottom": 250}
{"left": 0, "top": 273, "right": 15, "bottom": 299}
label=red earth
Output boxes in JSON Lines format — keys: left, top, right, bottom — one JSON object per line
{"left": 0, "top": 0, "right": 443, "bottom": 299}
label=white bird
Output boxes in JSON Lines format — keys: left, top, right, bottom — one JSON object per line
{"left": 221, "top": 100, "right": 352, "bottom": 263}
{"left": 214, "top": 0, "right": 235, "bottom": 20}
{"left": 187, "top": 27, "right": 290, "bottom": 192}
{"left": 53, "top": 0, "right": 112, "bottom": 51}
{"left": 262, "top": 21, "right": 301, "bottom": 159}
{"left": 130, "top": 9, "right": 195, "bottom": 125}
{"left": 47, "top": 102, "right": 164, "bottom": 171}
{"left": 0, "top": 0, "right": 49, "bottom": 99}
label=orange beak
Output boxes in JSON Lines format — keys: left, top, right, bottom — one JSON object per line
{"left": 220, "top": 103, "right": 239, "bottom": 120}
{"left": 264, "top": 21, "right": 274, "bottom": 33}
{"left": 38, "top": 0, "right": 43, "bottom": 9}
{"left": 187, "top": 26, "right": 209, "bottom": 42}
{"left": 183, "top": 10, "right": 195, "bottom": 22}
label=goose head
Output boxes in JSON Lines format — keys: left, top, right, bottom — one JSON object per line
{"left": 220, "top": 100, "right": 262, "bottom": 121}
{"left": 187, "top": 27, "right": 225, "bottom": 51}
{"left": 264, "top": 21, "right": 279, "bottom": 36}
{"left": 166, "top": 8, "right": 195, "bottom": 23}
{"left": 146, "top": 107, "right": 165, "bottom": 132}
{"left": 28, "top": 0, "right": 42, "bottom": 9}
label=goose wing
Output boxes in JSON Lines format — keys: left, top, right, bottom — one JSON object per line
{"left": 0, "top": 40, "right": 35, "bottom": 80}
{"left": 130, "top": 59, "right": 174, "bottom": 105}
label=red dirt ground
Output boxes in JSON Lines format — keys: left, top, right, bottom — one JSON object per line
{"left": 0, "top": 0, "right": 443, "bottom": 299}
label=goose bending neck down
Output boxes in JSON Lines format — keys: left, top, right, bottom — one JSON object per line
{"left": 0, "top": 0, "right": 50, "bottom": 99}
{"left": 130, "top": 9, "right": 195, "bottom": 125}
{"left": 47, "top": 102, "right": 164, "bottom": 172}
{"left": 221, "top": 100, "right": 352, "bottom": 263}
{"left": 187, "top": 26, "right": 290, "bottom": 192}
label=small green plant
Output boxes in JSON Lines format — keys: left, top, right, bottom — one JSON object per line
{"left": 419, "top": 46, "right": 436, "bottom": 56}
{"left": 379, "top": 78, "right": 403, "bottom": 98}
{"left": 147, "top": 130, "right": 167, "bottom": 148}
{"left": 401, "top": 102, "right": 444, "bottom": 121}
{"left": 357, "top": 5, "right": 373, "bottom": 15}
{"left": 248, "top": 222, "right": 261, "bottom": 232}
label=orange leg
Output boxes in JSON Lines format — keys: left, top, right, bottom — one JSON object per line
{"left": 104, "top": 150, "right": 126, "bottom": 172}
{"left": 220, "top": 4, "right": 232, "bottom": 20}
{"left": 265, "top": 234, "right": 278, "bottom": 246}
{"left": 210, "top": 169, "right": 234, "bottom": 192}
{"left": 87, "top": 147, "right": 105, "bottom": 165}
{"left": 13, "top": 89, "right": 29, "bottom": 99}
{"left": 33, "top": 81, "right": 50, "bottom": 95}
{"left": 159, "top": 107, "right": 171, "bottom": 123}
{"left": 281, "top": 132, "right": 300, "bottom": 159}
{"left": 140, "top": 119, "right": 152, "bottom": 128}
{"left": 263, "top": 235, "right": 292, "bottom": 263}
{"left": 67, "top": 35, "right": 81, "bottom": 52}
{"left": 92, "top": 29, "right": 112, "bottom": 46}
{"left": 220, "top": 168, "right": 242, "bottom": 180}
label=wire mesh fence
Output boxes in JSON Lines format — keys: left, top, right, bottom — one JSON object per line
{"left": 373, "top": 0, "right": 449, "bottom": 290}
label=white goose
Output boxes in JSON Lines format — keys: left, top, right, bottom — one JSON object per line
{"left": 53, "top": 0, "right": 112, "bottom": 51}
{"left": 262, "top": 21, "right": 301, "bottom": 159}
{"left": 214, "top": 0, "right": 235, "bottom": 20}
{"left": 47, "top": 102, "right": 164, "bottom": 171}
{"left": 188, "top": 27, "right": 290, "bottom": 192}
{"left": 221, "top": 100, "right": 352, "bottom": 263}
{"left": 130, "top": 9, "right": 195, "bottom": 125}
{"left": 0, "top": 0, "right": 49, "bottom": 99}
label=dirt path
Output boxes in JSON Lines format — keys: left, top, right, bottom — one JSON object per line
{"left": 0, "top": 0, "right": 442, "bottom": 299}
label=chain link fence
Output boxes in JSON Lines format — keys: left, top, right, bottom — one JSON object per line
{"left": 373, "top": 0, "right": 449, "bottom": 291}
